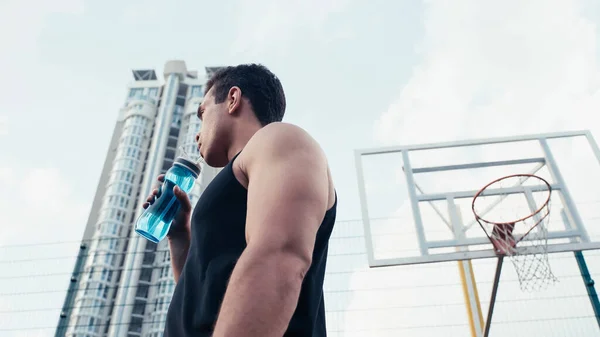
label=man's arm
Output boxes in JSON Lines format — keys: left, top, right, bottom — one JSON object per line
{"left": 212, "top": 123, "right": 330, "bottom": 337}
{"left": 167, "top": 231, "right": 190, "bottom": 283}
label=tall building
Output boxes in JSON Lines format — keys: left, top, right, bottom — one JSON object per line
{"left": 54, "top": 60, "right": 221, "bottom": 337}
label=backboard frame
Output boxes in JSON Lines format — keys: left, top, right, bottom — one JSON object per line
{"left": 355, "top": 130, "right": 600, "bottom": 268}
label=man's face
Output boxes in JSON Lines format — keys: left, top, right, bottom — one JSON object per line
{"left": 195, "top": 88, "right": 230, "bottom": 167}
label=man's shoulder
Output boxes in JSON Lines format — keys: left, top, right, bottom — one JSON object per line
{"left": 246, "top": 122, "right": 325, "bottom": 161}
{"left": 252, "top": 122, "right": 315, "bottom": 146}
{"left": 237, "top": 122, "right": 336, "bottom": 211}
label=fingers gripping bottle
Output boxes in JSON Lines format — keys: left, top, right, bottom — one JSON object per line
{"left": 135, "top": 157, "right": 201, "bottom": 243}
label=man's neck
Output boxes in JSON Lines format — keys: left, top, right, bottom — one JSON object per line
{"left": 228, "top": 123, "right": 262, "bottom": 161}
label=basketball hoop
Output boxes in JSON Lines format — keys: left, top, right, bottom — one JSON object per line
{"left": 472, "top": 174, "right": 558, "bottom": 291}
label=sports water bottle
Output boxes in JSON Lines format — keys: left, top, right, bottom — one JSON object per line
{"left": 135, "top": 157, "right": 201, "bottom": 243}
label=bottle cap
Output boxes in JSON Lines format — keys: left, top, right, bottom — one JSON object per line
{"left": 174, "top": 157, "right": 201, "bottom": 177}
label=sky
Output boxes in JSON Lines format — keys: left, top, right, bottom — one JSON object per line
{"left": 0, "top": 0, "right": 599, "bottom": 336}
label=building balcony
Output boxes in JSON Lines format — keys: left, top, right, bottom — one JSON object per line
{"left": 124, "top": 101, "right": 157, "bottom": 120}
{"left": 126, "top": 95, "right": 157, "bottom": 105}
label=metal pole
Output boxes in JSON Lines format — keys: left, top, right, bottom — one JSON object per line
{"left": 484, "top": 256, "right": 504, "bottom": 337}
{"left": 458, "top": 260, "right": 485, "bottom": 337}
{"left": 448, "top": 199, "right": 484, "bottom": 337}
{"left": 574, "top": 251, "right": 600, "bottom": 329}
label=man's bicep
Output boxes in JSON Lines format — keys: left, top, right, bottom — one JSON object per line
{"left": 244, "top": 142, "right": 329, "bottom": 261}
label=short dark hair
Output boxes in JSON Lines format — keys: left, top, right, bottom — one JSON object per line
{"left": 205, "top": 64, "right": 286, "bottom": 126}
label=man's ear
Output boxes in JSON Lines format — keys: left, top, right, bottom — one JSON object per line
{"left": 227, "top": 86, "right": 242, "bottom": 115}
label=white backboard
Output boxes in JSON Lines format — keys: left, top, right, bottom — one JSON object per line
{"left": 355, "top": 130, "right": 600, "bottom": 267}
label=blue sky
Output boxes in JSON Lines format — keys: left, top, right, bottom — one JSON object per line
{"left": 1, "top": 0, "right": 600, "bottom": 336}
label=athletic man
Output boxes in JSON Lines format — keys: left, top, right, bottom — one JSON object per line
{"left": 142, "top": 64, "right": 337, "bottom": 337}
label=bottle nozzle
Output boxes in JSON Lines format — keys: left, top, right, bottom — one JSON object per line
{"left": 196, "top": 155, "right": 206, "bottom": 167}
{"left": 178, "top": 145, "right": 205, "bottom": 170}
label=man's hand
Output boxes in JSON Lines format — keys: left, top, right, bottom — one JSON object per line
{"left": 143, "top": 173, "right": 193, "bottom": 237}
{"left": 212, "top": 123, "right": 330, "bottom": 337}
{"left": 143, "top": 174, "right": 193, "bottom": 282}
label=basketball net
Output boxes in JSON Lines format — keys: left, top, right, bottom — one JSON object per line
{"left": 472, "top": 174, "right": 559, "bottom": 292}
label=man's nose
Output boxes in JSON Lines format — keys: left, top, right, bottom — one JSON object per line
{"left": 195, "top": 133, "right": 200, "bottom": 142}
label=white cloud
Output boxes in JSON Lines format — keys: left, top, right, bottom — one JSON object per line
{"left": 22, "top": 168, "right": 70, "bottom": 211}
{"left": 0, "top": 165, "right": 90, "bottom": 263}
{"left": 229, "top": 0, "right": 351, "bottom": 57}
{"left": 370, "top": 0, "right": 600, "bottom": 263}
{"left": 0, "top": 165, "right": 89, "bottom": 336}
{"left": 0, "top": 0, "right": 84, "bottom": 55}
{"left": 375, "top": 0, "right": 599, "bottom": 146}
{"left": 119, "top": 1, "right": 164, "bottom": 24}
{"left": 366, "top": 2, "right": 600, "bottom": 322}
{"left": 0, "top": 166, "right": 90, "bottom": 246}
{"left": 0, "top": 115, "right": 7, "bottom": 135}
{"left": 0, "top": 0, "right": 85, "bottom": 105}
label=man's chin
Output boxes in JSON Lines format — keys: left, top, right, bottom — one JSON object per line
{"left": 200, "top": 150, "right": 214, "bottom": 166}
{"left": 203, "top": 153, "right": 229, "bottom": 168}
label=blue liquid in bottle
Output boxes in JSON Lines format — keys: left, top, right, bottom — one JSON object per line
{"left": 135, "top": 157, "right": 201, "bottom": 243}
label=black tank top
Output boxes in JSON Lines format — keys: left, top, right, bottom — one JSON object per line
{"left": 164, "top": 153, "right": 337, "bottom": 336}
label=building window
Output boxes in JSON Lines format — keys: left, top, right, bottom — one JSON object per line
{"left": 128, "top": 316, "right": 143, "bottom": 333}
{"left": 135, "top": 284, "right": 149, "bottom": 298}
{"left": 190, "top": 85, "right": 203, "bottom": 97}
{"left": 140, "top": 268, "right": 152, "bottom": 282}
{"left": 129, "top": 88, "right": 143, "bottom": 99}
{"left": 148, "top": 87, "right": 158, "bottom": 98}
